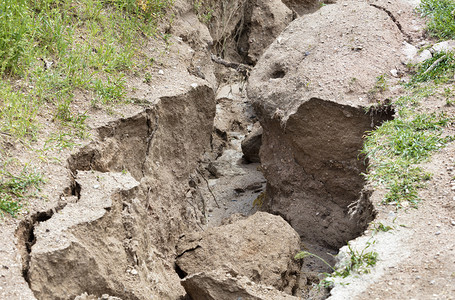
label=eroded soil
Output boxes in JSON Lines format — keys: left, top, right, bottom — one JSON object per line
{"left": 1, "top": 0, "right": 455, "bottom": 299}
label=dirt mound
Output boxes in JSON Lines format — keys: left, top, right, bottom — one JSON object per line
{"left": 248, "top": 0, "right": 404, "bottom": 250}
{"left": 176, "top": 211, "right": 302, "bottom": 295}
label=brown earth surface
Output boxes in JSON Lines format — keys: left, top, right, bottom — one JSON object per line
{"left": 1, "top": 0, "right": 455, "bottom": 299}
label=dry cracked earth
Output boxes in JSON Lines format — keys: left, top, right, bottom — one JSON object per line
{"left": 1, "top": 0, "right": 455, "bottom": 299}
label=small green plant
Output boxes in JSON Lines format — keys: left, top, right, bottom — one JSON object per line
{"left": 371, "top": 222, "right": 393, "bottom": 234}
{"left": 443, "top": 87, "right": 455, "bottom": 106}
{"left": 375, "top": 74, "right": 388, "bottom": 92}
{"left": 295, "top": 251, "right": 335, "bottom": 272}
{"left": 419, "top": 0, "right": 455, "bottom": 40}
{"left": 295, "top": 240, "right": 378, "bottom": 288}
{"left": 368, "top": 74, "right": 388, "bottom": 100}
{"left": 44, "top": 132, "right": 79, "bottom": 151}
{"left": 411, "top": 51, "right": 455, "bottom": 84}
{"left": 144, "top": 72, "right": 152, "bottom": 83}
{"left": 193, "top": 0, "right": 214, "bottom": 24}
{"left": 336, "top": 242, "right": 378, "bottom": 277}
{"left": 0, "top": 165, "right": 44, "bottom": 217}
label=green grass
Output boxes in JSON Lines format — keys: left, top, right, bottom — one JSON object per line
{"left": 411, "top": 51, "right": 455, "bottom": 84}
{"left": 420, "top": 0, "right": 455, "bottom": 40}
{"left": 0, "top": 164, "right": 44, "bottom": 217}
{"left": 0, "top": 0, "right": 173, "bottom": 216}
{"left": 0, "top": 0, "right": 173, "bottom": 139}
{"left": 363, "top": 108, "right": 452, "bottom": 207}
{"left": 362, "top": 0, "right": 455, "bottom": 207}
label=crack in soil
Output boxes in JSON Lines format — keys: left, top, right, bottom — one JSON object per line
{"left": 370, "top": 3, "right": 411, "bottom": 42}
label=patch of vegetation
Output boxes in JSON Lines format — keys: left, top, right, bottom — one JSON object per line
{"left": 0, "top": 0, "right": 173, "bottom": 140}
{"left": 335, "top": 242, "right": 378, "bottom": 278}
{"left": 371, "top": 222, "right": 393, "bottom": 234}
{"left": 0, "top": 0, "right": 174, "bottom": 216}
{"left": 420, "top": 0, "right": 455, "bottom": 40}
{"left": 362, "top": 109, "right": 451, "bottom": 207}
{"left": 0, "top": 165, "right": 44, "bottom": 217}
{"left": 411, "top": 51, "right": 455, "bottom": 84}
{"left": 295, "top": 240, "right": 378, "bottom": 288}
{"left": 367, "top": 74, "right": 388, "bottom": 100}
{"left": 193, "top": 0, "right": 214, "bottom": 24}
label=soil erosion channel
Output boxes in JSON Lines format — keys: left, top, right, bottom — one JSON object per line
{"left": 5, "top": 0, "right": 427, "bottom": 299}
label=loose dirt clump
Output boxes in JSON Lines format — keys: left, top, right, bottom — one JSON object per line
{"left": 176, "top": 212, "right": 302, "bottom": 295}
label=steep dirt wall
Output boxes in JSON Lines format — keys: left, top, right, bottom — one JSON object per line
{"left": 248, "top": 1, "right": 403, "bottom": 250}
{"left": 23, "top": 84, "right": 216, "bottom": 299}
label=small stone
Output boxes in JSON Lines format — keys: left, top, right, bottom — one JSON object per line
{"left": 435, "top": 231, "right": 441, "bottom": 235}
{"left": 390, "top": 69, "right": 398, "bottom": 77}
{"left": 130, "top": 269, "right": 138, "bottom": 275}
{"left": 93, "top": 184, "right": 100, "bottom": 189}
{"left": 450, "top": 220, "right": 455, "bottom": 226}
{"left": 430, "top": 280, "right": 436, "bottom": 285}
{"left": 191, "top": 83, "right": 198, "bottom": 89}
{"left": 158, "top": 70, "right": 164, "bottom": 75}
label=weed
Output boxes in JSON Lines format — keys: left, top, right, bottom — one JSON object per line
{"left": 0, "top": 165, "right": 44, "bottom": 217}
{"left": 419, "top": 0, "right": 455, "bottom": 40}
{"left": 193, "top": 0, "right": 214, "bottom": 24}
{"left": 295, "top": 240, "right": 378, "bottom": 288}
{"left": 368, "top": 74, "right": 388, "bottom": 100}
{"left": 444, "top": 87, "right": 455, "bottom": 106}
{"left": 144, "top": 72, "right": 152, "bottom": 83}
{"left": 295, "top": 251, "right": 335, "bottom": 272}
{"left": 91, "top": 75, "right": 127, "bottom": 105}
{"left": 411, "top": 51, "right": 455, "bottom": 84}
{"left": 44, "top": 132, "right": 79, "bottom": 151}
{"left": 335, "top": 242, "right": 378, "bottom": 277}
{"left": 371, "top": 222, "right": 393, "bottom": 234}
{"left": 362, "top": 111, "right": 451, "bottom": 206}
{"left": 0, "top": 83, "right": 39, "bottom": 139}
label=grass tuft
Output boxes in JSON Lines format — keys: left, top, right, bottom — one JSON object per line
{"left": 411, "top": 51, "right": 455, "bottom": 84}
{"left": 362, "top": 111, "right": 452, "bottom": 207}
{"left": 0, "top": 165, "right": 44, "bottom": 217}
{"left": 420, "top": 0, "right": 455, "bottom": 40}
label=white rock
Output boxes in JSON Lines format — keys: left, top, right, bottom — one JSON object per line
{"left": 158, "top": 70, "right": 164, "bottom": 75}
{"left": 431, "top": 40, "right": 455, "bottom": 53}
{"left": 390, "top": 69, "right": 398, "bottom": 77}
{"left": 412, "top": 50, "right": 432, "bottom": 64}
{"left": 190, "top": 83, "right": 198, "bottom": 89}
{"left": 402, "top": 42, "right": 418, "bottom": 64}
